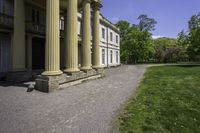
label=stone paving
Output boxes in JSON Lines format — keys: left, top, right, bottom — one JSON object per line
{"left": 0, "top": 65, "right": 146, "bottom": 133}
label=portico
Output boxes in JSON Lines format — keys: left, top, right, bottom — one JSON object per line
{"left": 8, "top": 0, "right": 104, "bottom": 92}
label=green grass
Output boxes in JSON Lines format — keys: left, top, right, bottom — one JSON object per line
{"left": 118, "top": 65, "right": 200, "bottom": 133}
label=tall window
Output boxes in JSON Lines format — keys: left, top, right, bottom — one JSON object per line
{"left": 32, "top": 9, "right": 40, "bottom": 23}
{"left": 102, "top": 49, "right": 105, "bottom": 64}
{"left": 116, "top": 35, "right": 118, "bottom": 44}
{"left": 116, "top": 51, "right": 119, "bottom": 63}
{"left": 110, "top": 50, "right": 113, "bottom": 63}
{"left": 110, "top": 32, "right": 113, "bottom": 42}
{"left": 60, "top": 17, "right": 64, "bottom": 30}
{"left": 102, "top": 28, "right": 105, "bottom": 39}
{"left": 0, "top": 0, "right": 3, "bottom": 13}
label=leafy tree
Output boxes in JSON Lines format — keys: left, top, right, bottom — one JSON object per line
{"left": 115, "top": 21, "right": 130, "bottom": 39}
{"left": 177, "top": 30, "right": 189, "bottom": 61}
{"left": 186, "top": 12, "right": 200, "bottom": 61}
{"left": 187, "top": 28, "right": 200, "bottom": 61}
{"left": 153, "top": 38, "right": 180, "bottom": 62}
{"left": 137, "top": 14, "right": 157, "bottom": 32}
{"left": 115, "top": 15, "right": 156, "bottom": 64}
{"left": 115, "top": 21, "right": 131, "bottom": 63}
{"left": 188, "top": 13, "right": 200, "bottom": 31}
{"left": 116, "top": 12, "right": 200, "bottom": 64}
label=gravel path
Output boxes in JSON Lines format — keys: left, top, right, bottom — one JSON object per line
{"left": 0, "top": 65, "right": 146, "bottom": 133}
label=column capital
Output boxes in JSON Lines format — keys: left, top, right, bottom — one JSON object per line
{"left": 83, "top": 0, "right": 92, "bottom": 3}
{"left": 92, "top": 1, "right": 102, "bottom": 10}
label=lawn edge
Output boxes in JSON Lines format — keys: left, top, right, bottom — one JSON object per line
{"left": 110, "top": 66, "right": 151, "bottom": 133}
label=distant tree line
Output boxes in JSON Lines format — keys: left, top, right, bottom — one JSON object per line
{"left": 177, "top": 13, "right": 200, "bottom": 62}
{"left": 116, "top": 13, "right": 200, "bottom": 64}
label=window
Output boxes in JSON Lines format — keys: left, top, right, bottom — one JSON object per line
{"left": 110, "top": 50, "right": 113, "bottom": 63}
{"left": 102, "top": 28, "right": 105, "bottom": 39}
{"left": 116, "top": 51, "right": 119, "bottom": 63}
{"left": 36, "top": 11, "right": 40, "bottom": 23}
{"left": 32, "top": 9, "right": 35, "bottom": 22}
{"left": 116, "top": 35, "right": 118, "bottom": 44}
{"left": 102, "top": 49, "right": 105, "bottom": 64}
{"left": 110, "top": 32, "right": 113, "bottom": 42}
{"left": 0, "top": 0, "right": 3, "bottom": 13}
{"left": 32, "top": 9, "right": 40, "bottom": 23}
{"left": 60, "top": 17, "right": 64, "bottom": 30}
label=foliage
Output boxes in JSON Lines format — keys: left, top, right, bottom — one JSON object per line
{"left": 176, "top": 30, "right": 189, "bottom": 61}
{"left": 118, "top": 65, "right": 200, "bottom": 133}
{"left": 116, "top": 15, "right": 156, "bottom": 64}
{"left": 187, "top": 28, "right": 200, "bottom": 61}
{"left": 153, "top": 38, "right": 181, "bottom": 62}
{"left": 116, "top": 12, "right": 200, "bottom": 64}
{"left": 188, "top": 13, "right": 200, "bottom": 31}
{"left": 115, "top": 21, "right": 130, "bottom": 39}
{"left": 137, "top": 14, "right": 157, "bottom": 32}
{"left": 177, "top": 12, "right": 200, "bottom": 61}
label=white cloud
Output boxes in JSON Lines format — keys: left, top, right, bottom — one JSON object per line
{"left": 111, "top": 17, "right": 120, "bottom": 23}
{"left": 152, "top": 35, "right": 164, "bottom": 39}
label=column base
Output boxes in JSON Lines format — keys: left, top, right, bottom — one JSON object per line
{"left": 92, "top": 65, "right": 103, "bottom": 69}
{"left": 35, "top": 75, "right": 61, "bottom": 93}
{"left": 42, "top": 70, "right": 63, "bottom": 76}
{"left": 64, "top": 68, "right": 80, "bottom": 74}
{"left": 80, "top": 66, "right": 92, "bottom": 71}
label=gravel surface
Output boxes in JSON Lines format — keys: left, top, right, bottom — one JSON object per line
{"left": 0, "top": 65, "right": 146, "bottom": 133}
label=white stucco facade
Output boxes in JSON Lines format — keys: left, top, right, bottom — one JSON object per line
{"left": 99, "top": 15, "right": 120, "bottom": 67}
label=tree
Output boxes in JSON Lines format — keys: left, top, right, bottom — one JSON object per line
{"left": 177, "top": 30, "right": 189, "bottom": 61}
{"left": 115, "top": 21, "right": 131, "bottom": 63}
{"left": 115, "top": 15, "right": 157, "bottom": 64}
{"left": 188, "top": 13, "right": 200, "bottom": 31}
{"left": 187, "top": 28, "right": 200, "bottom": 61}
{"left": 187, "top": 12, "right": 200, "bottom": 61}
{"left": 137, "top": 14, "right": 157, "bottom": 32}
{"left": 115, "top": 21, "right": 130, "bottom": 39}
{"left": 153, "top": 37, "right": 180, "bottom": 62}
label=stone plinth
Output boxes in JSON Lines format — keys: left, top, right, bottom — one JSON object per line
{"left": 35, "top": 69, "right": 105, "bottom": 93}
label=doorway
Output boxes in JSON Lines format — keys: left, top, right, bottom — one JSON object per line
{"left": 32, "top": 37, "right": 45, "bottom": 70}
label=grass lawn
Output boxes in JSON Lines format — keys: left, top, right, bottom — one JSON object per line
{"left": 118, "top": 65, "right": 200, "bottom": 133}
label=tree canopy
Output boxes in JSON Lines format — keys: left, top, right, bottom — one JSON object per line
{"left": 116, "top": 13, "right": 200, "bottom": 64}
{"left": 177, "top": 12, "right": 200, "bottom": 61}
{"left": 116, "top": 15, "right": 155, "bottom": 63}
{"left": 137, "top": 14, "right": 157, "bottom": 32}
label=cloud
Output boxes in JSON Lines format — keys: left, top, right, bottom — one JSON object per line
{"left": 152, "top": 35, "right": 164, "bottom": 39}
{"left": 111, "top": 17, "right": 120, "bottom": 23}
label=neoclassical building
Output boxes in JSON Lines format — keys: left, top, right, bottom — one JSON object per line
{"left": 0, "top": 0, "right": 120, "bottom": 92}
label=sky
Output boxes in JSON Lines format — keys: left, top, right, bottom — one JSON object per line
{"left": 100, "top": 0, "right": 200, "bottom": 38}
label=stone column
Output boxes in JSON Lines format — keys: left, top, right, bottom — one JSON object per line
{"left": 81, "top": 0, "right": 92, "bottom": 71}
{"left": 92, "top": 2, "right": 102, "bottom": 69}
{"left": 42, "top": 0, "right": 62, "bottom": 76}
{"left": 12, "top": 0, "right": 26, "bottom": 71}
{"left": 64, "top": 0, "right": 80, "bottom": 73}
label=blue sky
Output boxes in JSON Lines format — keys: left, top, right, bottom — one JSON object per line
{"left": 100, "top": 0, "right": 200, "bottom": 38}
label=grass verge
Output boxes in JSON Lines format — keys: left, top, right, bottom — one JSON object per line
{"left": 118, "top": 65, "right": 200, "bottom": 133}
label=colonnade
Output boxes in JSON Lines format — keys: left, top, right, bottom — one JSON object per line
{"left": 12, "top": 0, "right": 102, "bottom": 76}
